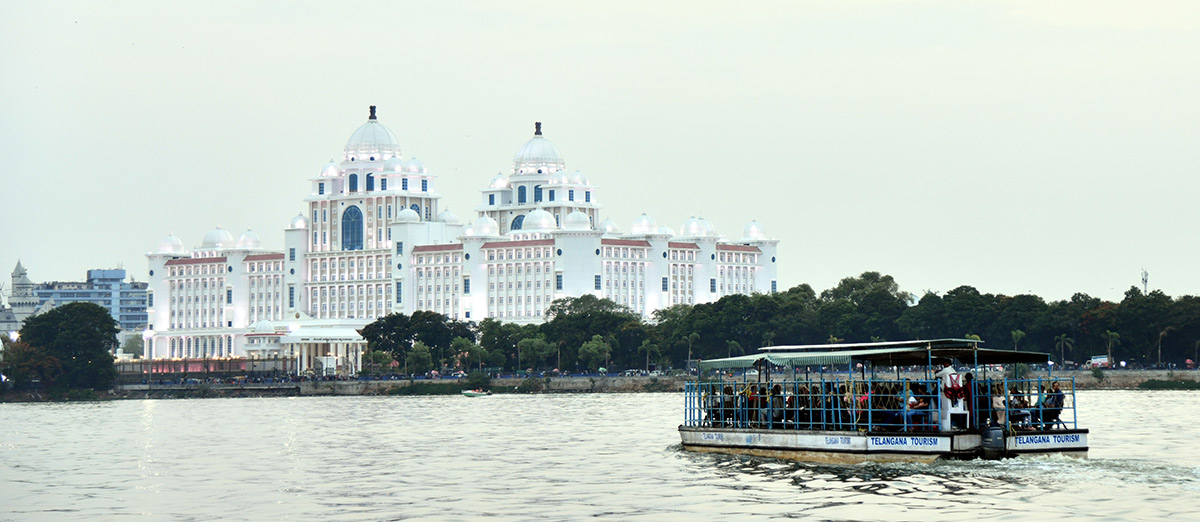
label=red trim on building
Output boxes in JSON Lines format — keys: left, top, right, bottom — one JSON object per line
{"left": 601, "top": 239, "right": 652, "bottom": 248}
{"left": 244, "top": 253, "right": 285, "bottom": 261}
{"left": 481, "top": 239, "right": 556, "bottom": 249}
{"left": 716, "top": 244, "right": 762, "bottom": 253}
{"left": 667, "top": 242, "right": 700, "bottom": 249}
{"left": 412, "top": 244, "right": 464, "bottom": 253}
{"left": 165, "top": 257, "right": 228, "bottom": 266}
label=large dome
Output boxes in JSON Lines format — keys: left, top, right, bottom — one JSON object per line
{"left": 236, "top": 229, "right": 262, "bottom": 249}
{"left": 156, "top": 233, "right": 185, "bottom": 254}
{"left": 344, "top": 106, "right": 401, "bottom": 159}
{"left": 680, "top": 216, "right": 718, "bottom": 238}
{"left": 201, "top": 226, "right": 234, "bottom": 249}
{"left": 630, "top": 213, "right": 657, "bottom": 235}
{"left": 513, "top": 122, "right": 565, "bottom": 174}
{"left": 522, "top": 208, "right": 557, "bottom": 231}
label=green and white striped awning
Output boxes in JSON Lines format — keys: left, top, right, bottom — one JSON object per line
{"left": 696, "top": 339, "right": 1048, "bottom": 371}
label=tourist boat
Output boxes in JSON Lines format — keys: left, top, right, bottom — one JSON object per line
{"left": 461, "top": 389, "right": 492, "bottom": 397}
{"left": 679, "top": 339, "right": 1088, "bottom": 463}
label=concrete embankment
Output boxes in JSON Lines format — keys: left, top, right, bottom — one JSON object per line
{"left": 69, "top": 369, "right": 1200, "bottom": 401}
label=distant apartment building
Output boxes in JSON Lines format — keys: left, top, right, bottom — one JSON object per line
{"left": 0, "top": 262, "right": 148, "bottom": 333}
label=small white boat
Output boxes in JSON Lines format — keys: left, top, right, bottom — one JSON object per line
{"left": 680, "top": 339, "right": 1088, "bottom": 463}
{"left": 461, "top": 389, "right": 492, "bottom": 397}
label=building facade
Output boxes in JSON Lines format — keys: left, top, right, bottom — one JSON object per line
{"left": 1, "top": 262, "right": 146, "bottom": 335}
{"left": 144, "top": 107, "right": 778, "bottom": 373}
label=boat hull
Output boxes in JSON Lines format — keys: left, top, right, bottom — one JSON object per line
{"left": 679, "top": 426, "right": 1088, "bottom": 464}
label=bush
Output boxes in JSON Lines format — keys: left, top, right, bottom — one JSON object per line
{"left": 517, "top": 377, "right": 544, "bottom": 393}
{"left": 465, "top": 372, "right": 491, "bottom": 390}
{"left": 1091, "top": 368, "right": 1105, "bottom": 382}
{"left": 1138, "top": 379, "right": 1200, "bottom": 390}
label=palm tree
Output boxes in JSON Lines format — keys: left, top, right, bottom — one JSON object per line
{"left": 726, "top": 340, "right": 742, "bottom": 359}
{"left": 1011, "top": 329, "right": 1026, "bottom": 351}
{"left": 1101, "top": 330, "right": 1121, "bottom": 367}
{"left": 1054, "top": 334, "right": 1074, "bottom": 366}
{"left": 1155, "top": 327, "right": 1175, "bottom": 367}
{"left": 686, "top": 332, "right": 700, "bottom": 365}
{"left": 762, "top": 331, "right": 776, "bottom": 347}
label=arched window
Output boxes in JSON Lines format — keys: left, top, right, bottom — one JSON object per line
{"left": 366, "top": 173, "right": 375, "bottom": 191}
{"left": 518, "top": 186, "right": 527, "bottom": 204}
{"left": 511, "top": 215, "right": 525, "bottom": 231}
{"left": 342, "top": 206, "right": 364, "bottom": 251}
{"left": 348, "top": 173, "right": 359, "bottom": 193}
{"left": 534, "top": 185, "right": 542, "bottom": 202}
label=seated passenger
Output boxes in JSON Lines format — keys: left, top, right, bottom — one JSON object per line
{"left": 770, "top": 384, "right": 785, "bottom": 428}
{"left": 904, "top": 384, "right": 930, "bottom": 430}
{"left": 1040, "top": 381, "right": 1065, "bottom": 429}
{"left": 991, "top": 383, "right": 1008, "bottom": 427}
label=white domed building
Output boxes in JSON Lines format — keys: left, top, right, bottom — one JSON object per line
{"left": 144, "top": 107, "right": 778, "bottom": 376}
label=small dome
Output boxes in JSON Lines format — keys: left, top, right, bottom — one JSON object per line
{"left": 461, "top": 223, "right": 474, "bottom": 236}
{"left": 472, "top": 216, "right": 500, "bottom": 236}
{"left": 657, "top": 225, "right": 675, "bottom": 236}
{"left": 513, "top": 122, "right": 565, "bottom": 174}
{"left": 289, "top": 213, "right": 309, "bottom": 230}
{"left": 563, "top": 211, "right": 591, "bottom": 231}
{"left": 156, "top": 233, "right": 185, "bottom": 254}
{"left": 630, "top": 213, "right": 657, "bottom": 235}
{"left": 405, "top": 157, "right": 426, "bottom": 173}
{"left": 680, "top": 216, "right": 718, "bottom": 238}
{"left": 344, "top": 106, "right": 401, "bottom": 158}
{"left": 383, "top": 156, "right": 405, "bottom": 172}
{"left": 236, "top": 229, "right": 262, "bottom": 249}
{"left": 548, "top": 171, "right": 569, "bottom": 185}
{"left": 201, "top": 226, "right": 235, "bottom": 249}
{"left": 568, "top": 170, "right": 588, "bottom": 185}
{"left": 397, "top": 208, "right": 420, "bottom": 223}
{"left": 437, "top": 209, "right": 460, "bottom": 225}
{"left": 252, "top": 320, "right": 275, "bottom": 334}
{"left": 599, "top": 218, "right": 620, "bottom": 235}
{"left": 522, "top": 208, "right": 557, "bottom": 231}
{"left": 488, "top": 172, "right": 509, "bottom": 189}
{"left": 742, "top": 220, "right": 767, "bottom": 240}
{"left": 319, "top": 160, "right": 341, "bottom": 178}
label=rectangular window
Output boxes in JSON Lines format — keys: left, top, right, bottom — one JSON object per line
{"left": 421, "top": 179, "right": 428, "bottom": 192}
{"left": 313, "top": 232, "right": 317, "bottom": 245}
{"left": 402, "top": 178, "right": 408, "bottom": 191}
{"left": 396, "top": 241, "right": 403, "bottom": 255}
{"left": 595, "top": 275, "right": 601, "bottom": 290}
{"left": 289, "top": 248, "right": 295, "bottom": 262}
{"left": 710, "top": 278, "right": 717, "bottom": 292}
{"left": 381, "top": 178, "right": 387, "bottom": 191}
{"left": 148, "top": 293, "right": 154, "bottom": 307}
{"left": 318, "top": 182, "right": 325, "bottom": 195}
{"left": 226, "top": 289, "right": 232, "bottom": 304}
{"left": 662, "top": 277, "right": 669, "bottom": 292}
{"left": 771, "top": 280, "right": 777, "bottom": 293}
{"left": 585, "top": 191, "right": 591, "bottom": 202}
{"left": 534, "top": 186, "right": 542, "bottom": 202}
{"left": 396, "top": 282, "right": 402, "bottom": 303}
{"left": 568, "top": 189, "right": 575, "bottom": 201}
{"left": 288, "top": 286, "right": 295, "bottom": 308}
{"left": 548, "top": 190, "right": 555, "bottom": 202}
{"left": 489, "top": 194, "right": 495, "bottom": 205}
{"left": 556, "top": 274, "right": 563, "bottom": 291}
{"left": 463, "top": 278, "right": 470, "bottom": 294}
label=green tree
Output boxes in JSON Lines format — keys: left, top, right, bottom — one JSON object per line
{"left": 0, "top": 341, "right": 62, "bottom": 389}
{"left": 1054, "top": 334, "right": 1074, "bottom": 365}
{"left": 577, "top": 334, "right": 611, "bottom": 372}
{"left": 726, "top": 340, "right": 742, "bottom": 359}
{"left": 1101, "top": 330, "right": 1121, "bottom": 366}
{"left": 363, "top": 350, "right": 394, "bottom": 374}
{"left": 121, "top": 335, "right": 144, "bottom": 358}
{"left": 360, "top": 313, "right": 413, "bottom": 360}
{"left": 18, "top": 302, "right": 118, "bottom": 390}
{"left": 637, "top": 339, "right": 660, "bottom": 371}
{"left": 406, "top": 342, "right": 433, "bottom": 375}
{"left": 452, "top": 336, "right": 487, "bottom": 372}
{"left": 1011, "top": 329, "right": 1025, "bottom": 351}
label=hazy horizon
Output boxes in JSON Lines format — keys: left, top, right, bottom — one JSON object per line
{"left": 3, "top": 1, "right": 1198, "bottom": 304}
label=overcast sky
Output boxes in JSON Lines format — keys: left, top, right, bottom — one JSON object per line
{"left": 2, "top": 1, "right": 1198, "bottom": 303}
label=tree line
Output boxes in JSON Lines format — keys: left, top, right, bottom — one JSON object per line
{"left": 360, "top": 271, "right": 1200, "bottom": 374}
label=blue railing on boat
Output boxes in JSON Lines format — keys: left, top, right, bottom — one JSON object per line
{"left": 683, "top": 376, "right": 1078, "bottom": 433}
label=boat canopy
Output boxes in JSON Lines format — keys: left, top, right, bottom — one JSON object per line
{"left": 697, "top": 339, "right": 1049, "bottom": 371}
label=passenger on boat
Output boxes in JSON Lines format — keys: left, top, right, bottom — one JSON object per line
{"left": 991, "top": 383, "right": 1008, "bottom": 427}
{"left": 770, "top": 384, "right": 785, "bottom": 428}
{"left": 1039, "top": 382, "right": 1065, "bottom": 429}
{"left": 904, "top": 384, "right": 931, "bottom": 430}
{"left": 720, "top": 386, "right": 736, "bottom": 427}
{"left": 1009, "top": 386, "right": 1032, "bottom": 427}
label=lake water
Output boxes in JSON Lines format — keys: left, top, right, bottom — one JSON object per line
{"left": 1, "top": 390, "right": 1196, "bottom": 521}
